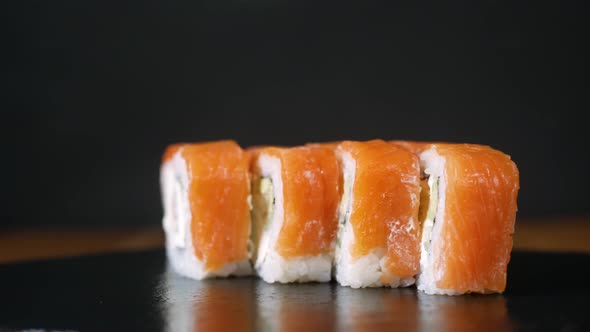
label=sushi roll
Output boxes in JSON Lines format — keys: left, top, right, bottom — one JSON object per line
{"left": 160, "top": 140, "right": 252, "bottom": 279}
{"left": 334, "top": 140, "right": 421, "bottom": 288}
{"left": 406, "top": 143, "right": 520, "bottom": 295}
{"left": 249, "top": 146, "right": 340, "bottom": 283}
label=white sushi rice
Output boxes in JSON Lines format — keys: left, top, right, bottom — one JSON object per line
{"left": 160, "top": 150, "right": 251, "bottom": 280}
{"left": 415, "top": 147, "right": 462, "bottom": 295}
{"left": 334, "top": 151, "right": 415, "bottom": 288}
{"left": 253, "top": 153, "right": 332, "bottom": 283}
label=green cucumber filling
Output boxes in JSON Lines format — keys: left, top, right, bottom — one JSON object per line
{"left": 251, "top": 176, "right": 275, "bottom": 262}
{"left": 419, "top": 175, "right": 439, "bottom": 252}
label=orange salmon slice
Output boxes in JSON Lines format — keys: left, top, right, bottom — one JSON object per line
{"left": 163, "top": 140, "right": 251, "bottom": 272}
{"left": 250, "top": 146, "right": 340, "bottom": 258}
{"left": 338, "top": 140, "right": 422, "bottom": 280}
{"left": 400, "top": 142, "right": 520, "bottom": 294}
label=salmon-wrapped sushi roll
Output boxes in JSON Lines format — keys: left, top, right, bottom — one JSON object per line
{"left": 160, "top": 141, "right": 252, "bottom": 279}
{"left": 404, "top": 143, "right": 520, "bottom": 295}
{"left": 249, "top": 146, "right": 340, "bottom": 283}
{"left": 335, "top": 140, "right": 421, "bottom": 288}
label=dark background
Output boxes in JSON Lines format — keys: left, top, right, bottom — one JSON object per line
{"left": 4, "top": 0, "right": 587, "bottom": 227}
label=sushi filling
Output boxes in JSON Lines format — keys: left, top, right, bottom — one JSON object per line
{"left": 337, "top": 166, "right": 354, "bottom": 245}
{"left": 419, "top": 175, "right": 439, "bottom": 254}
{"left": 336, "top": 154, "right": 355, "bottom": 255}
{"left": 251, "top": 176, "right": 275, "bottom": 264}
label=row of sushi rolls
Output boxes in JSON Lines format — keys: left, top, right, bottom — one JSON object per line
{"left": 161, "top": 140, "right": 519, "bottom": 296}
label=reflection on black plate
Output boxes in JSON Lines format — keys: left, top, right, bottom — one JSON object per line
{"left": 1, "top": 251, "right": 589, "bottom": 331}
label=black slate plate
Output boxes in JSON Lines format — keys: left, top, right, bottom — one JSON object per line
{"left": 1, "top": 250, "right": 589, "bottom": 331}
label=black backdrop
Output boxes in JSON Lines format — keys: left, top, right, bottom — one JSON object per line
{"left": 4, "top": 0, "right": 587, "bottom": 227}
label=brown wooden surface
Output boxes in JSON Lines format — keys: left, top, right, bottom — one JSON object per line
{"left": 1, "top": 216, "right": 588, "bottom": 264}
{"left": 0, "top": 227, "right": 164, "bottom": 264}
